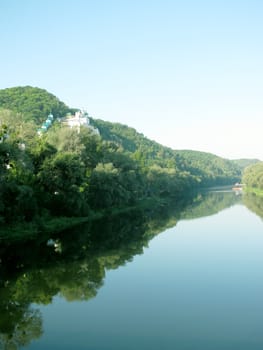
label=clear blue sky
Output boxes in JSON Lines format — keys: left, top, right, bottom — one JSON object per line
{"left": 1, "top": 0, "right": 263, "bottom": 159}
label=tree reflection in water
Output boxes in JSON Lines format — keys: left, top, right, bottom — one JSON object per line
{"left": 0, "top": 190, "right": 246, "bottom": 348}
{"left": 243, "top": 192, "right": 263, "bottom": 220}
{"left": 0, "top": 306, "right": 42, "bottom": 350}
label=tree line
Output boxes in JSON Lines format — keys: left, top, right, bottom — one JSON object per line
{"left": 242, "top": 162, "right": 263, "bottom": 192}
{"left": 0, "top": 86, "right": 242, "bottom": 229}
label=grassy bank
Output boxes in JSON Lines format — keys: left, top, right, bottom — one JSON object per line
{"left": 244, "top": 187, "right": 263, "bottom": 197}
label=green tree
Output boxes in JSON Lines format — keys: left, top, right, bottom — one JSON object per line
{"left": 0, "top": 86, "right": 73, "bottom": 123}
{"left": 243, "top": 162, "right": 263, "bottom": 190}
{"left": 37, "top": 153, "right": 88, "bottom": 216}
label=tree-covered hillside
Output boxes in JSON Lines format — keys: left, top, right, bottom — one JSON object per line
{"left": 0, "top": 86, "right": 73, "bottom": 123}
{"left": 242, "top": 162, "right": 263, "bottom": 191}
{"left": 174, "top": 150, "right": 241, "bottom": 186}
{"left": 232, "top": 158, "right": 260, "bottom": 171}
{"left": 0, "top": 86, "right": 242, "bottom": 232}
{"left": 91, "top": 118, "right": 241, "bottom": 186}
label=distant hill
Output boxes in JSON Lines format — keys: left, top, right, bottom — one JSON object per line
{"left": 232, "top": 158, "right": 260, "bottom": 171}
{"left": 0, "top": 86, "right": 74, "bottom": 124}
{"left": 174, "top": 150, "right": 241, "bottom": 186}
{"left": 90, "top": 118, "right": 241, "bottom": 186}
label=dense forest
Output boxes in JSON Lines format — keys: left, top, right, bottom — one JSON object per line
{"left": 0, "top": 86, "right": 74, "bottom": 123}
{"left": 91, "top": 119, "right": 242, "bottom": 186}
{"left": 242, "top": 161, "right": 263, "bottom": 192}
{"left": 0, "top": 86, "right": 242, "bottom": 233}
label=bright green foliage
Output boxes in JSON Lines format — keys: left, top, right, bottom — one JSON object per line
{"left": 0, "top": 86, "right": 73, "bottom": 123}
{"left": 243, "top": 162, "right": 263, "bottom": 190}
{"left": 37, "top": 152, "right": 87, "bottom": 216}
{"left": 0, "top": 110, "right": 37, "bottom": 223}
{"left": 0, "top": 86, "right": 243, "bottom": 228}
{"left": 91, "top": 118, "right": 241, "bottom": 186}
{"left": 174, "top": 150, "right": 241, "bottom": 186}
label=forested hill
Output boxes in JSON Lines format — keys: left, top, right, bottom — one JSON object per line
{"left": 242, "top": 162, "right": 263, "bottom": 192}
{"left": 91, "top": 118, "right": 241, "bottom": 186}
{"left": 0, "top": 86, "right": 74, "bottom": 123}
{"left": 232, "top": 158, "right": 260, "bottom": 171}
{"left": 0, "top": 86, "right": 242, "bottom": 229}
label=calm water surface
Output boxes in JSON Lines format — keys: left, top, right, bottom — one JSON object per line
{"left": 1, "top": 191, "right": 263, "bottom": 349}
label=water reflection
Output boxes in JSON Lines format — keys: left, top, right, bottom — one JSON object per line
{"left": 0, "top": 189, "right": 258, "bottom": 349}
{"left": 243, "top": 192, "right": 263, "bottom": 219}
{"left": 179, "top": 189, "right": 242, "bottom": 220}
{"left": 0, "top": 307, "right": 42, "bottom": 350}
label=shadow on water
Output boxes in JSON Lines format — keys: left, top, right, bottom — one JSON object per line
{"left": 0, "top": 189, "right": 253, "bottom": 349}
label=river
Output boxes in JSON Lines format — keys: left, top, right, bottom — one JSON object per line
{"left": 1, "top": 189, "right": 263, "bottom": 349}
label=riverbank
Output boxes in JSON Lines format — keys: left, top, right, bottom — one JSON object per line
{"left": 244, "top": 187, "right": 263, "bottom": 197}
